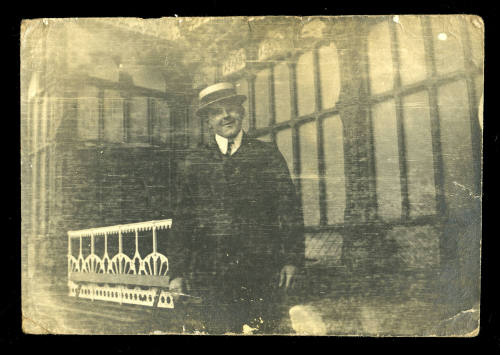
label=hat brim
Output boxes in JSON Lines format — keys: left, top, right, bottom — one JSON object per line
{"left": 196, "top": 94, "right": 247, "bottom": 117}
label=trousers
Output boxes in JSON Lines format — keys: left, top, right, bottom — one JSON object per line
{"left": 187, "top": 265, "right": 284, "bottom": 334}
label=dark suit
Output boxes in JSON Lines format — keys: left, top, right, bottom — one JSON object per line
{"left": 170, "top": 132, "right": 304, "bottom": 333}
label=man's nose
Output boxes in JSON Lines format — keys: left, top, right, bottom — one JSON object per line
{"left": 219, "top": 108, "right": 232, "bottom": 119}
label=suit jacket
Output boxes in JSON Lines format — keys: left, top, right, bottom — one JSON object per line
{"left": 168, "top": 132, "right": 304, "bottom": 289}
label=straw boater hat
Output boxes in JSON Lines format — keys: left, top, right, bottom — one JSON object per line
{"left": 196, "top": 82, "right": 247, "bottom": 117}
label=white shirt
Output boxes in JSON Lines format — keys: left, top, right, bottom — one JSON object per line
{"left": 215, "top": 130, "right": 243, "bottom": 156}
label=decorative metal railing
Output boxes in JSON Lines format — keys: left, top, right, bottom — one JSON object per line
{"left": 67, "top": 219, "right": 176, "bottom": 309}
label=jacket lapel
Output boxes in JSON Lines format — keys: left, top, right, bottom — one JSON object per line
{"left": 203, "top": 137, "right": 227, "bottom": 197}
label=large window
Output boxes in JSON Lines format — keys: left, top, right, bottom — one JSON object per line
{"left": 189, "top": 16, "right": 482, "bottom": 227}
{"left": 229, "top": 42, "right": 345, "bottom": 227}
{"left": 367, "top": 16, "right": 483, "bottom": 221}
{"left": 76, "top": 84, "right": 170, "bottom": 147}
{"left": 71, "top": 81, "right": 173, "bottom": 226}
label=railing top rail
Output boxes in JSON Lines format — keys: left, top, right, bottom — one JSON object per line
{"left": 67, "top": 219, "right": 173, "bottom": 238}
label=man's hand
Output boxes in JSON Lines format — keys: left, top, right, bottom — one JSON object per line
{"left": 169, "top": 277, "right": 186, "bottom": 303}
{"left": 279, "top": 265, "right": 298, "bottom": 290}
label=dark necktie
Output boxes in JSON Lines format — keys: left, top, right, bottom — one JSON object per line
{"left": 226, "top": 140, "right": 234, "bottom": 157}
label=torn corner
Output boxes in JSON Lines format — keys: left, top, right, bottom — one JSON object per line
{"left": 440, "top": 308, "right": 480, "bottom": 337}
{"left": 463, "top": 325, "right": 480, "bottom": 337}
{"left": 467, "top": 15, "right": 484, "bottom": 31}
{"left": 22, "top": 314, "right": 51, "bottom": 335}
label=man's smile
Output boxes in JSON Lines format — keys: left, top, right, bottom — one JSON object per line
{"left": 206, "top": 101, "right": 244, "bottom": 138}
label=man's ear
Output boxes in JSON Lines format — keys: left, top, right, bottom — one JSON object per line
{"left": 238, "top": 105, "right": 246, "bottom": 118}
{"left": 204, "top": 117, "right": 212, "bottom": 129}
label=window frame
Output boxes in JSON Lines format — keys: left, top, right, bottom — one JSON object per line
{"left": 220, "top": 39, "right": 345, "bottom": 229}
{"left": 365, "top": 16, "right": 483, "bottom": 223}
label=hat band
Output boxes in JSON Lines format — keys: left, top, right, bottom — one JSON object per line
{"left": 199, "top": 88, "right": 237, "bottom": 107}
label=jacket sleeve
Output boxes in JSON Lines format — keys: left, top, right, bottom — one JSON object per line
{"left": 167, "top": 157, "right": 195, "bottom": 280}
{"left": 271, "top": 146, "right": 305, "bottom": 269}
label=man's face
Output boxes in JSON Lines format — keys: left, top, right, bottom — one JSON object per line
{"left": 206, "top": 101, "right": 244, "bottom": 139}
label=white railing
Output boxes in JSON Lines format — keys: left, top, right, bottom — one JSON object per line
{"left": 67, "top": 219, "right": 176, "bottom": 308}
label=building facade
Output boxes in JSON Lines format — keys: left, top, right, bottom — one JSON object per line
{"left": 21, "top": 16, "right": 483, "bottom": 334}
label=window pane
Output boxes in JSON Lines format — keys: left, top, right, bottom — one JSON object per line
{"left": 22, "top": 99, "right": 29, "bottom": 151}
{"left": 474, "top": 74, "right": 484, "bottom": 106}
{"left": 154, "top": 98, "right": 170, "bottom": 145}
{"left": 258, "top": 134, "right": 272, "bottom": 142}
{"left": 47, "top": 99, "right": 54, "bottom": 143}
{"left": 299, "top": 121, "right": 320, "bottom": 226}
{"left": 77, "top": 86, "right": 99, "bottom": 141}
{"left": 397, "top": 16, "right": 427, "bottom": 85}
{"left": 51, "top": 97, "right": 64, "bottom": 143}
{"left": 235, "top": 78, "right": 250, "bottom": 132}
{"left": 34, "top": 154, "right": 40, "bottom": 232}
{"left": 39, "top": 151, "right": 46, "bottom": 232}
{"left": 467, "top": 17, "right": 484, "bottom": 71}
{"left": 40, "top": 96, "right": 49, "bottom": 147}
{"left": 431, "top": 16, "right": 465, "bottom": 75}
{"left": 37, "top": 98, "right": 43, "bottom": 148}
{"left": 402, "top": 91, "right": 436, "bottom": 217}
{"left": 296, "top": 51, "right": 315, "bottom": 116}
{"left": 372, "top": 100, "right": 402, "bottom": 220}
{"left": 475, "top": 74, "right": 484, "bottom": 131}
{"left": 31, "top": 98, "right": 39, "bottom": 150}
{"left": 128, "top": 97, "right": 149, "bottom": 144}
{"left": 368, "top": 21, "right": 394, "bottom": 94}
{"left": 103, "top": 89, "right": 123, "bottom": 143}
{"left": 318, "top": 43, "right": 340, "bottom": 109}
{"left": 274, "top": 62, "right": 291, "bottom": 123}
{"left": 255, "top": 69, "right": 270, "bottom": 128}
{"left": 188, "top": 97, "right": 201, "bottom": 148}
{"left": 305, "top": 232, "right": 343, "bottom": 265}
{"left": 438, "top": 80, "right": 474, "bottom": 212}
{"left": 323, "top": 115, "right": 345, "bottom": 224}
{"left": 276, "top": 128, "right": 294, "bottom": 176}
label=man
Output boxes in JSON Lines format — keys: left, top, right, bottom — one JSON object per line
{"left": 169, "top": 82, "right": 304, "bottom": 334}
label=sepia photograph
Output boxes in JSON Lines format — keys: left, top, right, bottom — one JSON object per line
{"left": 20, "top": 15, "right": 483, "bottom": 335}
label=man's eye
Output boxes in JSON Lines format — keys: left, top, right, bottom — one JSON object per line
{"left": 209, "top": 109, "right": 223, "bottom": 115}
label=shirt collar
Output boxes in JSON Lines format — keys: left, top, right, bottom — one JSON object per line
{"left": 215, "top": 129, "right": 243, "bottom": 155}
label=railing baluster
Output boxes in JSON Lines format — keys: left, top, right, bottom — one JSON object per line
{"left": 67, "top": 219, "right": 173, "bottom": 307}
{"left": 135, "top": 228, "right": 139, "bottom": 255}
{"left": 152, "top": 224, "right": 157, "bottom": 254}
{"left": 118, "top": 226, "right": 123, "bottom": 254}
{"left": 104, "top": 232, "right": 108, "bottom": 256}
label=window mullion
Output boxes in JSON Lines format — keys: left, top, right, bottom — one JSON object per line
{"left": 313, "top": 48, "right": 323, "bottom": 113}
{"left": 98, "top": 88, "right": 104, "bottom": 144}
{"left": 268, "top": 66, "right": 277, "bottom": 143}
{"left": 459, "top": 17, "right": 482, "bottom": 196}
{"left": 316, "top": 117, "right": 327, "bottom": 226}
{"left": 313, "top": 47, "right": 327, "bottom": 226}
{"left": 363, "top": 35, "right": 379, "bottom": 220}
{"left": 122, "top": 95, "right": 130, "bottom": 143}
{"left": 248, "top": 74, "right": 257, "bottom": 132}
{"left": 288, "top": 62, "right": 299, "bottom": 120}
{"left": 422, "top": 16, "right": 447, "bottom": 217}
{"left": 389, "top": 20, "right": 410, "bottom": 220}
{"left": 288, "top": 61, "right": 302, "bottom": 197}
{"left": 147, "top": 97, "right": 154, "bottom": 146}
